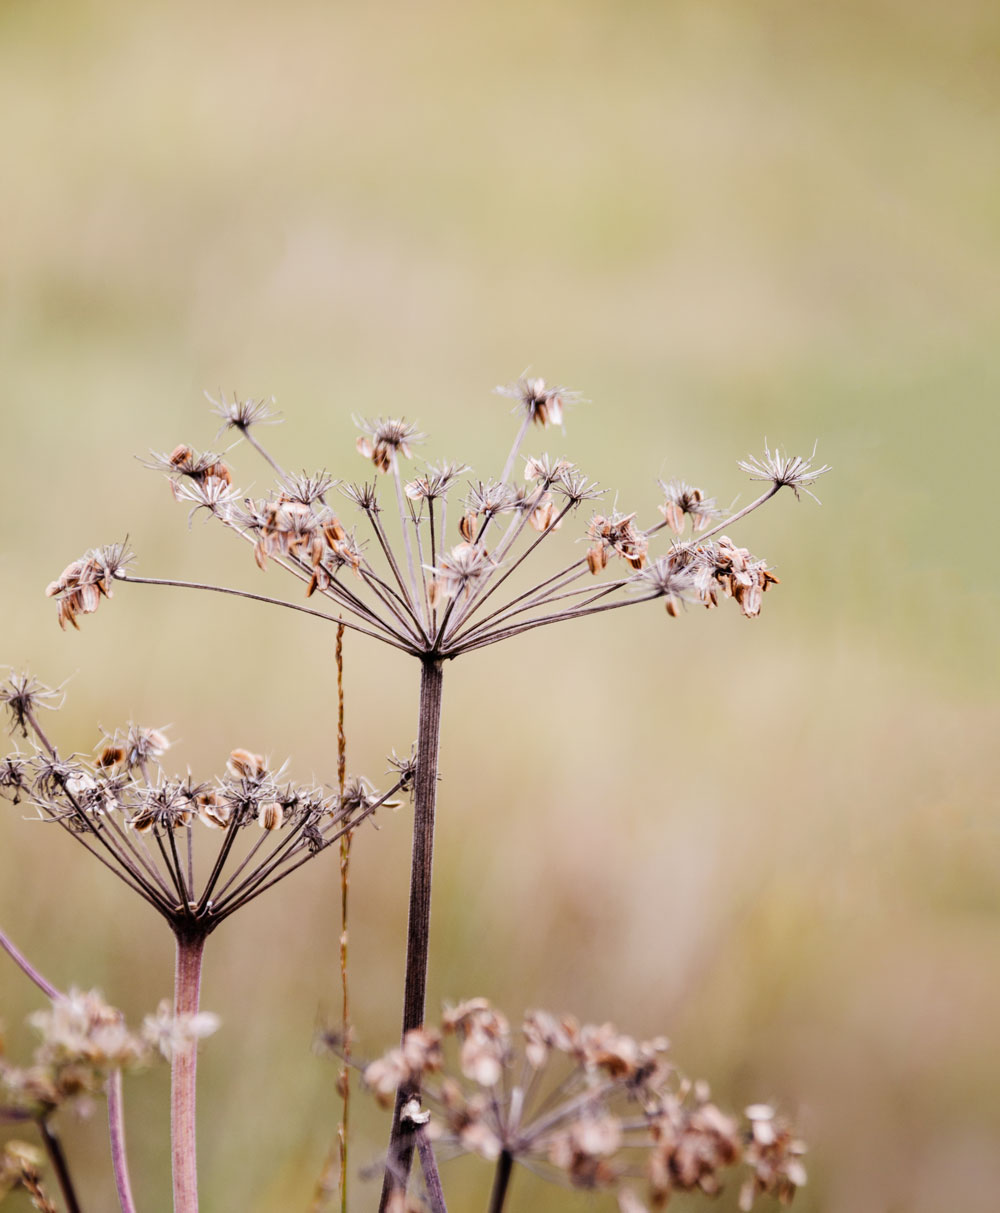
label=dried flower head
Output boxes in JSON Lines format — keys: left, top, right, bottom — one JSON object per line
{"left": 0, "top": 683, "right": 412, "bottom": 933}
{"left": 356, "top": 1000, "right": 806, "bottom": 1210}
{"left": 496, "top": 377, "right": 578, "bottom": 428}
{"left": 0, "top": 673, "right": 63, "bottom": 739}
{"left": 659, "top": 479, "right": 720, "bottom": 534}
{"left": 1, "top": 989, "right": 154, "bottom": 1119}
{"left": 205, "top": 390, "right": 279, "bottom": 436}
{"left": 44, "top": 544, "right": 132, "bottom": 630}
{"left": 355, "top": 418, "right": 424, "bottom": 473}
{"left": 738, "top": 443, "right": 831, "bottom": 502}
{"left": 586, "top": 512, "right": 648, "bottom": 574}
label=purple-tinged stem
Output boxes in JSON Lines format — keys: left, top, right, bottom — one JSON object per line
{"left": 171, "top": 929, "right": 207, "bottom": 1213}
{"left": 38, "top": 1118, "right": 83, "bottom": 1213}
{"left": 107, "top": 1070, "right": 138, "bottom": 1213}
{"left": 0, "top": 928, "right": 60, "bottom": 1001}
{"left": 378, "top": 658, "right": 445, "bottom": 1211}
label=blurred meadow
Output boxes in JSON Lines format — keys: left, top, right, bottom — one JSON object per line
{"left": 2, "top": 0, "right": 999, "bottom": 1209}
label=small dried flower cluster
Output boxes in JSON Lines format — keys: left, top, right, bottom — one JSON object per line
{"left": 356, "top": 1000, "right": 805, "bottom": 1209}
{"left": 738, "top": 444, "right": 831, "bottom": 502}
{"left": 44, "top": 544, "right": 131, "bottom": 631}
{"left": 356, "top": 418, "right": 425, "bottom": 473}
{"left": 0, "top": 677, "right": 407, "bottom": 931}
{"left": 0, "top": 988, "right": 210, "bottom": 1118}
{"left": 496, "top": 376, "right": 577, "bottom": 428}
{"left": 659, "top": 480, "right": 719, "bottom": 535}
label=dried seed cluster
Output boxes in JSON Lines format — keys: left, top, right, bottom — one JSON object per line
{"left": 58, "top": 379, "right": 826, "bottom": 657}
{"left": 0, "top": 677, "right": 406, "bottom": 931}
{"left": 356, "top": 999, "right": 806, "bottom": 1210}
{"left": 0, "top": 988, "right": 213, "bottom": 1119}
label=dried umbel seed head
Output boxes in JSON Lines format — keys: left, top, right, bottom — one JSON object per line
{"left": 357, "top": 1000, "right": 806, "bottom": 1209}
{"left": 738, "top": 443, "right": 831, "bottom": 501}
{"left": 206, "top": 390, "right": 279, "bottom": 435}
{"left": 586, "top": 512, "right": 648, "bottom": 573}
{"left": 496, "top": 376, "right": 578, "bottom": 427}
{"left": 0, "top": 673, "right": 63, "bottom": 739}
{"left": 44, "top": 545, "right": 131, "bottom": 631}
{"left": 659, "top": 479, "right": 719, "bottom": 535}
{"left": 428, "top": 542, "right": 496, "bottom": 606}
{"left": 355, "top": 418, "right": 424, "bottom": 473}
{"left": 1, "top": 695, "right": 408, "bottom": 930}
{"left": 116, "top": 374, "right": 822, "bottom": 674}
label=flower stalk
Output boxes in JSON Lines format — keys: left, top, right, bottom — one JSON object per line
{"left": 378, "top": 658, "right": 445, "bottom": 1211}
{"left": 171, "top": 928, "right": 207, "bottom": 1213}
{"left": 107, "top": 1070, "right": 138, "bottom": 1213}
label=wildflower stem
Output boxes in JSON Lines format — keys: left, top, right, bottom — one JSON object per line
{"left": 336, "top": 625, "right": 351, "bottom": 1213}
{"left": 416, "top": 1129, "right": 448, "bottom": 1213}
{"left": 379, "top": 658, "right": 445, "bottom": 1211}
{"left": 171, "top": 928, "right": 207, "bottom": 1213}
{"left": 500, "top": 413, "right": 532, "bottom": 485}
{"left": 107, "top": 1070, "right": 138, "bottom": 1213}
{"left": 486, "top": 1149, "right": 514, "bottom": 1213}
{"left": 0, "top": 928, "right": 60, "bottom": 1000}
{"left": 242, "top": 429, "right": 285, "bottom": 478}
{"left": 116, "top": 575, "right": 415, "bottom": 652}
{"left": 688, "top": 484, "right": 781, "bottom": 543}
{"left": 37, "top": 1118, "right": 82, "bottom": 1213}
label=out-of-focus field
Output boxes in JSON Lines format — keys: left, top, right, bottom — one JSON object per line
{"left": 2, "top": 0, "right": 999, "bottom": 1209}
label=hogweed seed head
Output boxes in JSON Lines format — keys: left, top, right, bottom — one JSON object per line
{"left": 355, "top": 999, "right": 806, "bottom": 1210}
{"left": 68, "top": 375, "right": 823, "bottom": 659}
{"left": 355, "top": 418, "right": 424, "bottom": 473}
{"left": 0, "top": 684, "right": 411, "bottom": 933}
{"left": 205, "top": 390, "right": 280, "bottom": 436}
{"left": 496, "top": 377, "right": 579, "bottom": 428}
{"left": 738, "top": 443, "right": 831, "bottom": 502}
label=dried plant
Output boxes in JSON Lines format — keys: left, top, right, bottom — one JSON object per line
{"left": 347, "top": 999, "right": 806, "bottom": 1213}
{"left": 2, "top": 376, "right": 824, "bottom": 1211}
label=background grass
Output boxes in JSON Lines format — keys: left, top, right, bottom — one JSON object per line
{"left": 2, "top": 1, "right": 999, "bottom": 1209}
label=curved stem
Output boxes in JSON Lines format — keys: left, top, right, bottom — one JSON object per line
{"left": 0, "top": 928, "right": 60, "bottom": 1000}
{"left": 107, "top": 1070, "right": 138, "bottom": 1213}
{"left": 378, "top": 659, "right": 445, "bottom": 1211}
{"left": 171, "top": 929, "right": 207, "bottom": 1213}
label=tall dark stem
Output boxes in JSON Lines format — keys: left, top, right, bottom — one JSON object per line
{"left": 487, "top": 1149, "right": 514, "bottom": 1213}
{"left": 378, "top": 658, "right": 444, "bottom": 1211}
{"left": 171, "top": 928, "right": 207, "bottom": 1213}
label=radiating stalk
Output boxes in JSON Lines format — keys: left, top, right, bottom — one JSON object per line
{"left": 378, "top": 659, "right": 445, "bottom": 1211}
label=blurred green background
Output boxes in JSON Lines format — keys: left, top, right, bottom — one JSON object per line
{"left": 2, "top": 0, "right": 999, "bottom": 1209}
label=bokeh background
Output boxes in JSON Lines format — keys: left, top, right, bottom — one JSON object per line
{"left": 2, "top": 0, "right": 999, "bottom": 1209}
